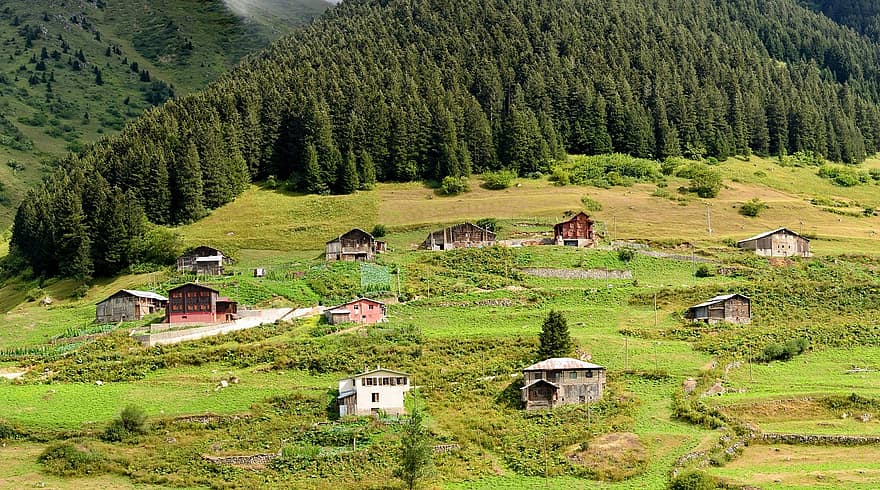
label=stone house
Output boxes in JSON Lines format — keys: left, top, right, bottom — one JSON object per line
{"left": 736, "top": 228, "right": 811, "bottom": 258}
{"left": 521, "top": 358, "right": 606, "bottom": 410}
{"left": 685, "top": 294, "right": 751, "bottom": 324}
{"left": 337, "top": 368, "right": 411, "bottom": 416}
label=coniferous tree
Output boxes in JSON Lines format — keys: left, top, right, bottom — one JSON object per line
{"left": 538, "top": 310, "right": 573, "bottom": 359}
{"left": 172, "top": 142, "right": 206, "bottom": 223}
{"left": 339, "top": 148, "right": 359, "bottom": 194}
{"left": 358, "top": 150, "right": 377, "bottom": 190}
{"left": 394, "top": 405, "right": 432, "bottom": 490}
{"left": 302, "top": 143, "right": 326, "bottom": 194}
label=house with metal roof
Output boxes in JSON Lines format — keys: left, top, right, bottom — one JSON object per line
{"left": 324, "top": 298, "right": 386, "bottom": 325}
{"left": 96, "top": 290, "right": 168, "bottom": 323}
{"left": 521, "top": 357, "right": 606, "bottom": 410}
{"left": 337, "top": 367, "right": 411, "bottom": 416}
{"left": 685, "top": 294, "right": 751, "bottom": 324}
{"left": 736, "top": 227, "right": 811, "bottom": 258}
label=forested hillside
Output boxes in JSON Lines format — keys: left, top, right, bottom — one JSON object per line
{"left": 801, "top": 1, "right": 880, "bottom": 42}
{"left": 12, "top": 0, "right": 880, "bottom": 277}
{"left": 0, "top": 0, "right": 330, "bottom": 223}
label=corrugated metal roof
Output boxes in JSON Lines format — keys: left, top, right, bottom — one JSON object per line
{"left": 329, "top": 308, "right": 351, "bottom": 314}
{"left": 120, "top": 290, "right": 168, "bottom": 301}
{"left": 523, "top": 357, "right": 604, "bottom": 371}
{"left": 737, "top": 227, "right": 806, "bottom": 244}
{"left": 329, "top": 297, "right": 385, "bottom": 311}
{"left": 352, "top": 367, "right": 410, "bottom": 377}
{"left": 520, "top": 379, "right": 560, "bottom": 390}
{"left": 337, "top": 390, "right": 356, "bottom": 399}
{"left": 690, "top": 294, "right": 749, "bottom": 309}
{"left": 195, "top": 255, "right": 224, "bottom": 262}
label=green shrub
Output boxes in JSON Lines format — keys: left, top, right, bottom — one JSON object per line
{"left": 818, "top": 165, "right": 869, "bottom": 187}
{"left": 39, "top": 441, "right": 110, "bottom": 477}
{"left": 759, "top": 337, "right": 809, "bottom": 362}
{"left": 371, "top": 224, "right": 387, "bottom": 238}
{"left": 687, "top": 165, "right": 722, "bottom": 198}
{"left": 669, "top": 470, "right": 721, "bottom": 490}
{"left": 482, "top": 169, "right": 517, "bottom": 190}
{"left": 739, "top": 198, "right": 767, "bottom": 217}
{"left": 102, "top": 405, "right": 148, "bottom": 441}
{"left": 549, "top": 166, "right": 570, "bottom": 185}
{"left": 439, "top": 176, "right": 469, "bottom": 195}
{"left": 264, "top": 175, "right": 279, "bottom": 189}
{"left": 617, "top": 248, "right": 636, "bottom": 262}
{"left": 580, "top": 195, "right": 603, "bottom": 212}
{"left": 694, "top": 264, "right": 713, "bottom": 277}
{"left": 476, "top": 218, "right": 500, "bottom": 232}
{"left": 25, "top": 287, "right": 44, "bottom": 302}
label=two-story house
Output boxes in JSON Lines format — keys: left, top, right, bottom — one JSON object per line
{"left": 337, "top": 367, "right": 411, "bottom": 416}
{"left": 521, "top": 357, "right": 606, "bottom": 410}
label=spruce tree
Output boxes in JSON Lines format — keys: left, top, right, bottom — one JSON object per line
{"left": 358, "top": 150, "right": 377, "bottom": 190}
{"left": 339, "top": 148, "right": 359, "bottom": 194}
{"left": 538, "top": 310, "right": 573, "bottom": 359}
{"left": 394, "top": 405, "right": 432, "bottom": 490}
{"left": 173, "top": 142, "right": 207, "bottom": 223}
{"left": 302, "top": 143, "right": 327, "bottom": 194}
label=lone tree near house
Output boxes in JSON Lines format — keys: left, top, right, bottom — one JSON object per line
{"left": 395, "top": 406, "right": 432, "bottom": 490}
{"left": 538, "top": 310, "right": 573, "bottom": 359}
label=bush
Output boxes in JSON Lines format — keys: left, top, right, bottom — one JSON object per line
{"left": 264, "top": 175, "right": 279, "bottom": 189}
{"left": 371, "top": 224, "right": 387, "bottom": 238}
{"left": 39, "top": 441, "right": 110, "bottom": 476}
{"left": 694, "top": 264, "right": 713, "bottom": 277}
{"left": 549, "top": 167, "right": 570, "bottom": 185}
{"left": 617, "top": 248, "right": 636, "bottom": 262}
{"left": 669, "top": 470, "right": 721, "bottom": 490}
{"left": 25, "top": 287, "right": 45, "bottom": 302}
{"left": 482, "top": 169, "right": 517, "bottom": 190}
{"left": 72, "top": 284, "right": 89, "bottom": 299}
{"left": 102, "top": 405, "right": 147, "bottom": 441}
{"left": 476, "top": 218, "right": 500, "bottom": 232}
{"left": 688, "top": 165, "right": 722, "bottom": 198}
{"left": 580, "top": 195, "right": 603, "bottom": 212}
{"left": 439, "top": 176, "right": 469, "bottom": 195}
{"left": 739, "top": 198, "right": 767, "bottom": 217}
{"left": 760, "top": 337, "right": 809, "bottom": 362}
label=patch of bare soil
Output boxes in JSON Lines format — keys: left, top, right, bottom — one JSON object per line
{"left": 569, "top": 432, "right": 648, "bottom": 481}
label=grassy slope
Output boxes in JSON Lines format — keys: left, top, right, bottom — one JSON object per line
{"left": 0, "top": 155, "right": 879, "bottom": 487}
{"left": 0, "top": 0, "right": 330, "bottom": 225}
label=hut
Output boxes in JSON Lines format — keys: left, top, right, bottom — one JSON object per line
{"left": 553, "top": 212, "right": 596, "bottom": 247}
{"left": 325, "top": 298, "right": 386, "bottom": 325}
{"left": 685, "top": 294, "right": 751, "bottom": 324}
{"left": 521, "top": 358, "right": 606, "bottom": 410}
{"left": 422, "top": 222, "right": 496, "bottom": 250}
{"left": 325, "top": 228, "right": 386, "bottom": 262}
{"left": 736, "top": 228, "right": 811, "bottom": 258}
{"left": 165, "top": 283, "right": 238, "bottom": 324}
{"left": 95, "top": 290, "right": 168, "bottom": 323}
{"left": 337, "top": 368, "right": 411, "bottom": 416}
{"left": 176, "top": 246, "right": 234, "bottom": 275}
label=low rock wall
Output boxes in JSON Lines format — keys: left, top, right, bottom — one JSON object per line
{"left": 203, "top": 453, "right": 279, "bottom": 466}
{"left": 758, "top": 433, "right": 880, "bottom": 445}
{"left": 521, "top": 267, "right": 633, "bottom": 280}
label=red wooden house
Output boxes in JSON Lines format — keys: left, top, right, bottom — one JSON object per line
{"left": 165, "top": 283, "right": 238, "bottom": 324}
{"left": 553, "top": 212, "right": 596, "bottom": 247}
{"left": 325, "top": 298, "right": 386, "bottom": 325}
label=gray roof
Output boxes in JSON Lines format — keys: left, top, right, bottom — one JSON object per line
{"left": 328, "top": 308, "right": 351, "bottom": 314}
{"left": 520, "top": 379, "right": 560, "bottom": 390}
{"left": 690, "top": 294, "right": 749, "bottom": 309}
{"left": 337, "top": 389, "right": 357, "bottom": 399}
{"left": 737, "top": 227, "right": 807, "bottom": 244}
{"left": 352, "top": 367, "right": 410, "bottom": 378}
{"left": 523, "top": 357, "right": 604, "bottom": 371}
{"left": 101, "top": 289, "right": 167, "bottom": 303}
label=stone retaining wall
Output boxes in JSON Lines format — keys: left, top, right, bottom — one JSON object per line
{"left": 521, "top": 268, "right": 633, "bottom": 280}
{"left": 203, "top": 453, "right": 279, "bottom": 466}
{"left": 759, "top": 433, "right": 880, "bottom": 445}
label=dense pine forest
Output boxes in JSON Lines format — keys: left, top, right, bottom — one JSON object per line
{"left": 801, "top": 0, "right": 880, "bottom": 42}
{"left": 12, "top": 0, "right": 880, "bottom": 278}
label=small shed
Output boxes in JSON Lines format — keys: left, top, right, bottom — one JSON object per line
{"left": 736, "top": 228, "right": 810, "bottom": 258}
{"left": 685, "top": 294, "right": 751, "bottom": 324}
{"left": 96, "top": 290, "right": 168, "bottom": 323}
{"left": 176, "top": 246, "right": 234, "bottom": 275}
{"left": 254, "top": 268, "right": 266, "bottom": 277}
{"left": 553, "top": 212, "right": 596, "bottom": 247}
{"left": 326, "top": 228, "right": 386, "bottom": 262}
{"left": 422, "top": 222, "right": 496, "bottom": 250}
{"left": 325, "top": 298, "right": 386, "bottom": 325}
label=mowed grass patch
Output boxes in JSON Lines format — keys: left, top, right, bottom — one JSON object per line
{"left": 706, "top": 444, "right": 880, "bottom": 489}
{"left": 176, "top": 186, "right": 379, "bottom": 253}
{"left": 717, "top": 398, "right": 880, "bottom": 436}
{"left": 0, "top": 365, "right": 322, "bottom": 429}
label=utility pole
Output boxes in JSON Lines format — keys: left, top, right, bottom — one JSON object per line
{"left": 653, "top": 292, "right": 658, "bottom": 328}
{"left": 706, "top": 204, "right": 712, "bottom": 237}
{"left": 624, "top": 337, "right": 629, "bottom": 371}
{"left": 396, "top": 266, "right": 401, "bottom": 299}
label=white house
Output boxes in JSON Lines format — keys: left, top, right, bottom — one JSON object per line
{"left": 337, "top": 368, "right": 411, "bottom": 417}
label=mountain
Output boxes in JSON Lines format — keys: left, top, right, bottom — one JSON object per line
{"left": 0, "top": 0, "right": 332, "bottom": 224}
{"left": 11, "top": 0, "right": 880, "bottom": 277}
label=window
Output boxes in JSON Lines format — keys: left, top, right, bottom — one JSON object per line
{"left": 353, "top": 304, "right": 359, "bottom": 310}
{"left": 586, "top": 370, "right": 593, "bottom": 378}
{"left": 397, "top": 377, "right": 407, "bottom": 385}
{"left": 369, "top": 305, "right": 374, "bottom": 310}
{"left": 535, "top": 372, "right": 543, "bottom": 380}
{"left": 569, "top": 371, "right": 577, "bottom": 379}
{"left": 371, "top": 393, "right": 379, "bottom": 403}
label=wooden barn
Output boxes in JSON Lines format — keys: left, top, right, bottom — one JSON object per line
{"left": 736, "top": 228, "right": 811, "bottom": 258}
{"left": 554, "top": 212, "right": 596, "bottom": 247}
{"left": 165, "top": 283, "right": 238, "bottom": 324}
{"left": 325, "top": 228, "right": 386, "bottom": 262}
{"left": 521, "top": 358, "right": 606, "bottom": 410}
{"left": 176, "top": 246, "right": 234, "bottom": 275}
{"left": 325, "top": 298, "right": 387, "bottom": 325}
{"left": 95, "top": 290, "right": 167, "bottom": 323}
{"left": 422, "top": 222, "right": 496, "bottom": 250}
{"left": 685, "top": 294, "right": 751, "bottom": 324}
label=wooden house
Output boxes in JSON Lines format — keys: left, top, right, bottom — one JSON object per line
{"left": 338, "top": 367, "right": 411, "bottom": 416}
{"left": 553, "top": 212, "right": 596, "bottom": 247}
{"left": 95, "top": 290, "right": 167, "bottom": 323}
{"left": 685, "top": 294, "right": 751, "bottom": 324}
{"left": 165, "top": 283, "right": 238, "bottom": 324}
{"left": 736, "top": 228, "right": 811, "bottom": 258}
{"left": 325, "top": 228, "right": 386, "bottom": 262}
{"left": 176, "top": 246, "right": 234, "bottom": 275}
{"left": 521, "top": 358, "right": 606, "bottom": 410}
{"left": 325, "top": 298, "right": 386, "bottom": 325}
{"left": 422, "top": 222, "right": 496, "bottom": 250}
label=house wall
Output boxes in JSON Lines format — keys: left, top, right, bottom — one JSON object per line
{"left": 523, "top": 368, "right": 606, "bottom": 410}
{"left": 352, "top": 371, "right": 410, "bottom": 415}
{"left": 554, "top": 214, "right": 594, "bottom": 241}
{"left": 740, "top": 232, "right": 810, "bottom": 258}
{"left": 723, "top": 298, "right": 751, "bottom": 324}
{"left": 167, "top": 285, "right": 218, "bottom": 324}
{"left": 96, "top": 296, "right": 138, "bottom": 323}
{"left": 424, "top": 223, "right": 496, "bottom": 250}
